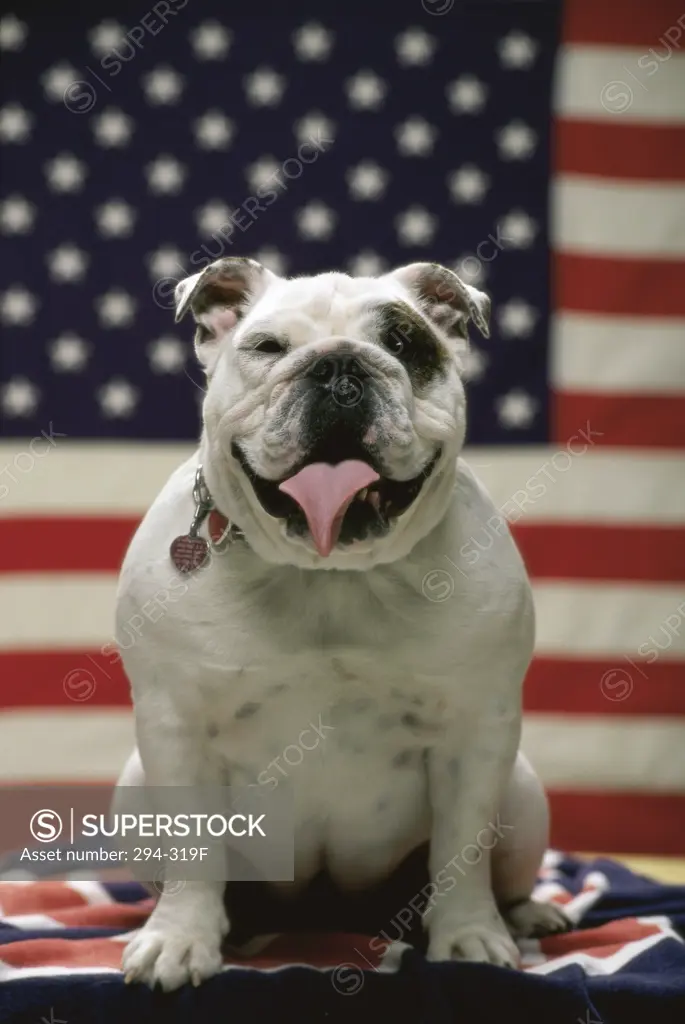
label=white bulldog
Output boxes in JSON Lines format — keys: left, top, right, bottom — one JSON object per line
{"left": 115, "top": 257, "right": 568, "bottom": 991}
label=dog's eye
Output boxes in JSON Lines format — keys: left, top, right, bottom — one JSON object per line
{"left": 383, "top": 323, "right": 414, "bottom": 359}
{"left": 253, "top": 336, "right": 285, "bottom": 355}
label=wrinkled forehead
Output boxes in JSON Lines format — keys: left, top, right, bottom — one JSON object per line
{"left": 238, "top": 271, "right": 411, "bottom": 344}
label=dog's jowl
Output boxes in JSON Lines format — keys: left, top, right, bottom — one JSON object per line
{"left": 115, "top": 257, "right": 570, "bottom": 990}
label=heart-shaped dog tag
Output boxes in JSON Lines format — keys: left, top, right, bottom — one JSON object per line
{"left": 170, "top": 534, "right": 210, "bottom": 574}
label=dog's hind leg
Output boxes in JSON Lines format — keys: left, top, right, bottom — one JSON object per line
{"left": 491, "top": 751, "right": 571, "bottom": 938}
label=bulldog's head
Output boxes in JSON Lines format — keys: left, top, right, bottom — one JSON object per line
{"left": 174, "top": 256, "right": 490, "bottom": 570}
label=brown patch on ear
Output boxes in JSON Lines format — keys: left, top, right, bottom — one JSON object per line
{"left": 387, "top": 262, "right": 491, "bottom": 339}
{"left": 174, "top": 256, "right": 266, "bottom": 324}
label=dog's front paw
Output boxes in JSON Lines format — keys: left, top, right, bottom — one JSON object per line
{"left": 427, "top": 911, "right": 519, "bottom": 968}
{"left": 503, "top": 898, "right": 572, "bottom": 939}
{"left": 123, "top": 902, "right": 228, "bottom": 991}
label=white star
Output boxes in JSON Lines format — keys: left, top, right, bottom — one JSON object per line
{"left": 448, "top": 165, "right": 490, "bottom": 204}
{"left": 190, "top": 21, "right": 232, "bottom": 61}
{"left": 252, "top": 246, "right": 288, "bottom": 275}
{"left": 346, "top": 161, "right": 388, "bottom": 201}
{"left": 498, "top": 209, "right": 538, "bottom": 248}
{"left": 496, "top": 119, "right": 537, "bottom": 160}
{"left": 0, "top": 286, "right": 38, "bottom": 325}
{"left": 194, "top": 110, "right": 234, "bottom": 150}
{"left": 461, "top": 346, "right": 489, "bottom": 382}
{"left": 347, "top": 251, "right": 387, "bottom": 276}
{"left": 395, "top": 206, "right": 436, "bottom": 246}
{"left": 245, "top": 156, "right": 282, "bottom": 192}
{"left": 0, "top": 103, "right": 32, "bottom": 143}
{"left": 146, "top": 246, "right": 185, "bottom": 279}
{"left": 395, "top": 116, "right": 437, "bottom": 156}
{"left": 447, "top": 75, "right": 487, "bottom": 114}
{"left": 0, "top": 14, "right": 28, "bottom": 51}
{"left": 41, "top": 62, "right": 79, "bottom": 103}
{"left": 98, "top": 378, "right": 139, "bottom": 418}
{"left": 88, "top": 20, "right": 126, "bottom": 56}
{"left": 142, "top": 66, "right": 184, "bottom": 105}
{"left": 243, "top": 67, "right": 285, "bottom": 107}
{"left": 94, "top": 199, "right": 136, "bottom": 238}
{"left": 496, "top": 389, "right": 538, "bottom": 429}
{"left": 292, "top": 22, "right": 333, "bottom": 61}
{"left": 394, "top": 27, "right": 436, "bottom": 67}
{"left": 145, "top": 155, "right": 186, "bottom": 195}
{"left": 148, "top": 336, "right": 188, "bottom": 374}
{"left": 44, "top": 153, "right": 86, "bottom": 193}
{"left": 346, "top": 70, "right": 387, "bottom": 111}
{"left": 0, "top": 195, "right": 35, "bottom": 234}
{"left": 46, "top": 243, "right": 89, "bottom": 283}
{"left": 91, "top": 107, "right": 134, "bottom": 147}
{"left": 453, "top": 254, "right": 487, "bottom": 289}
{"left": 195, "top": 200, "right": 233, "bottom": 237}
{"left": 496, "top": 299, "right": 538, "bottom": 338}
{"left": 295, "top": 200, "right": 336, "bottom": 240}
{"left": 498, "top": 31, "right": 538, "bottom": 70}
{"left": 95, "top": 290, "right": 136, "bottom": 328}
{"left": 293, "top": 111, "right": 336, "bottom": 146}
{"left": 1, "top": 377, "right": 39, "bottom": 416}
{"left": 49, "top": 333, "right": 90, "bottom": 372}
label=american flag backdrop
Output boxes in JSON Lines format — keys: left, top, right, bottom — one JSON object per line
{"left": 0, "top": 0, "right": 684, "bottom": 858}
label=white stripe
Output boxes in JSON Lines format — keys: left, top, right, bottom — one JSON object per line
{"left": 66, "top": 879, "right": 114, "bottom": 905}
{"left": 555, "top": 46, "right": 685, "bottom": 124}
{"left": 2, "top": 709, "right": 683, "bottom": 795}
{"left": 0, "top": 710, "right": 134, "bottom": 781}
{"left": 533, "top": 581, "right": 685, "bottom": 658}
{"left": 471, "top": 449, "right": 685, "bottom": 525}
{"left": 0, "top": 441, "right": 195, "bottom": 514}
{"left": 523, "top": 716, "right": 685, "bottom": 791}
{"left": 1, "top": 443, "right": 684, "bottom": 524}
{"left": 0, "top": 964, "right": 121, "bottom": 981}
{"left": 0, "top": 575, "right": 116, "bottom": 647}
{"left": 552, "top": 313, "right": 685, "bottom": 393}
{"left": 553, "top": 177, "right": 685, "bottom": 256}
{"left": 1, "top": 578, "right": 685, "bottom": 659}
{"left": 2, "top": 913, "right": 63, "bottom": 930}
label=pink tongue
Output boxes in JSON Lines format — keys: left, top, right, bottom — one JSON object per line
{"left": 279, "top": 460, "right": 380, "bottom": 557}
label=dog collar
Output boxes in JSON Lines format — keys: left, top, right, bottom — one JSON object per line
{"left": 169, "top": 465, "right": 244, "bottom": 574}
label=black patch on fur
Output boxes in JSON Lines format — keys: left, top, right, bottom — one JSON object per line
{"left": 372, "top": 302, "right": 447, "bottom": 388}
{"left": 235, "top": 701, "right": 261, "bottom": 720}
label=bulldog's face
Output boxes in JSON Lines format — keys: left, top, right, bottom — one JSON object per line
{"left": 174, "top": 257, "right": 490, "bottom": 570}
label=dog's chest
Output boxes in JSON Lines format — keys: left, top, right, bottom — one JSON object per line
{"left": 199, "top": 649, "right": 453, "bottom": 883}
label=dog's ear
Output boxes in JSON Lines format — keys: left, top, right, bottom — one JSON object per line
{"left": 384, "top": 262, "right": 490, "bottom": 341}
{"left": 174, "top": 257, "right": 278, "bottom": 371}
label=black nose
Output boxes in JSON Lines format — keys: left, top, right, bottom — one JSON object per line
{"left": 307, "top": 353, "right": 368, "bottom": 387}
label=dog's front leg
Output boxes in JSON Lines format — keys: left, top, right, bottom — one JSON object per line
{"left": 121, "top": 692, "right": 229, "bottom": 991}
{"left": 425, "top": 696, "right": 521, "bottom": 967}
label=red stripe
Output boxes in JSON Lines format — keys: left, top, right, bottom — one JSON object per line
{"left": 549, "top": 790, "right": 685, "bottom": 855}
{"left": 0, "top": 517, "right": 137, "bottom": 573}
{"left": 0, "top": 651, "right": 130, "bottom": 706}
{"left": 513, "top": 524, "right": 685, "bottom": 582}
{"left": 564, "top": 0, "right": 685, "bottom": 47}
{"left": 3, "top": 650, "right": 684, "bottom": 717}
{"left": 556, "top": 121, "right": 685, "bottom": 181}
{"left": 524, "top": 657, "right": 685, "bottom": 717}
{"left": 555, "top": 254, "right": 685, "bottom": 317}
{"left": 553, "top": 392, "right": 685, "bottom": 448}
{"left": 3, "top": 518, "right": 684, "bottom": 580}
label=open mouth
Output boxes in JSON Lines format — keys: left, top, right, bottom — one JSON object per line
{"left": 231, "top": 439, "right": 441, "bottom": 557}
